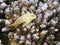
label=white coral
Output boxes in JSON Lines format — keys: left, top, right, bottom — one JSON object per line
{"left": 1, "top": 27, "right": 8, "bottom": 32}
{"left": 5, "top": 20, "right": 11, "bottom": 25}
{"left": 1, "top": 2, "right": 7, "bottom": 7}
{"left": 27, "top": 33, "right": 31, "bottom": 39}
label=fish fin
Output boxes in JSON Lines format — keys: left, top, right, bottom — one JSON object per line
{"left": 22, "top": 21, "right": 30, "bottom": 27}
{"left": 7, "top": 23, "right": 15, "bottom": 26}
{"left": 7, "top": 23, "right": 18, "bottom": 27}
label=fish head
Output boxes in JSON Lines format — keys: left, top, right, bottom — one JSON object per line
{"left": 31, "top": 13, "right": 37, "bottom": 20}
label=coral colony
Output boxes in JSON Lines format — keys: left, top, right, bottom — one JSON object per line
{"left": 0, "top": 0, "right": 60, "bottom": 45}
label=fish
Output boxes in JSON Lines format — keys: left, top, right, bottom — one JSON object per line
{"left": 7, "top": 13, "right": 36, "bottom": 27}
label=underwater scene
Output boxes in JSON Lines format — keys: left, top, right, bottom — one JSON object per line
{"left": 0, "top": 0, "right": 60, "bottom": 45}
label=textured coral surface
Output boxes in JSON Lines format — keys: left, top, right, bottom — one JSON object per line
{"left": 0, "top": 0, "right": 60, "bottom": 45}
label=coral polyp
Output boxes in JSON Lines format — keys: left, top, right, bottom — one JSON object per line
{"left": 0, "top": 0, "right": 60, "bottom": 45}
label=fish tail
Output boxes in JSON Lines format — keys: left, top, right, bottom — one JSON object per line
{"left": 6, "top": 23, "right": 18, "bottom": 27}
{"left": 7, "top": 23, "right": 15, "bottom": 27}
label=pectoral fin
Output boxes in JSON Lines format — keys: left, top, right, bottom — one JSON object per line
{"left": 22, "top": 21, "right": 31, "bottom": 27}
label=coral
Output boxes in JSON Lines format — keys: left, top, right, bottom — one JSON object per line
{"left": 0, "top": 0, "right": 60, "bottom": 45}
